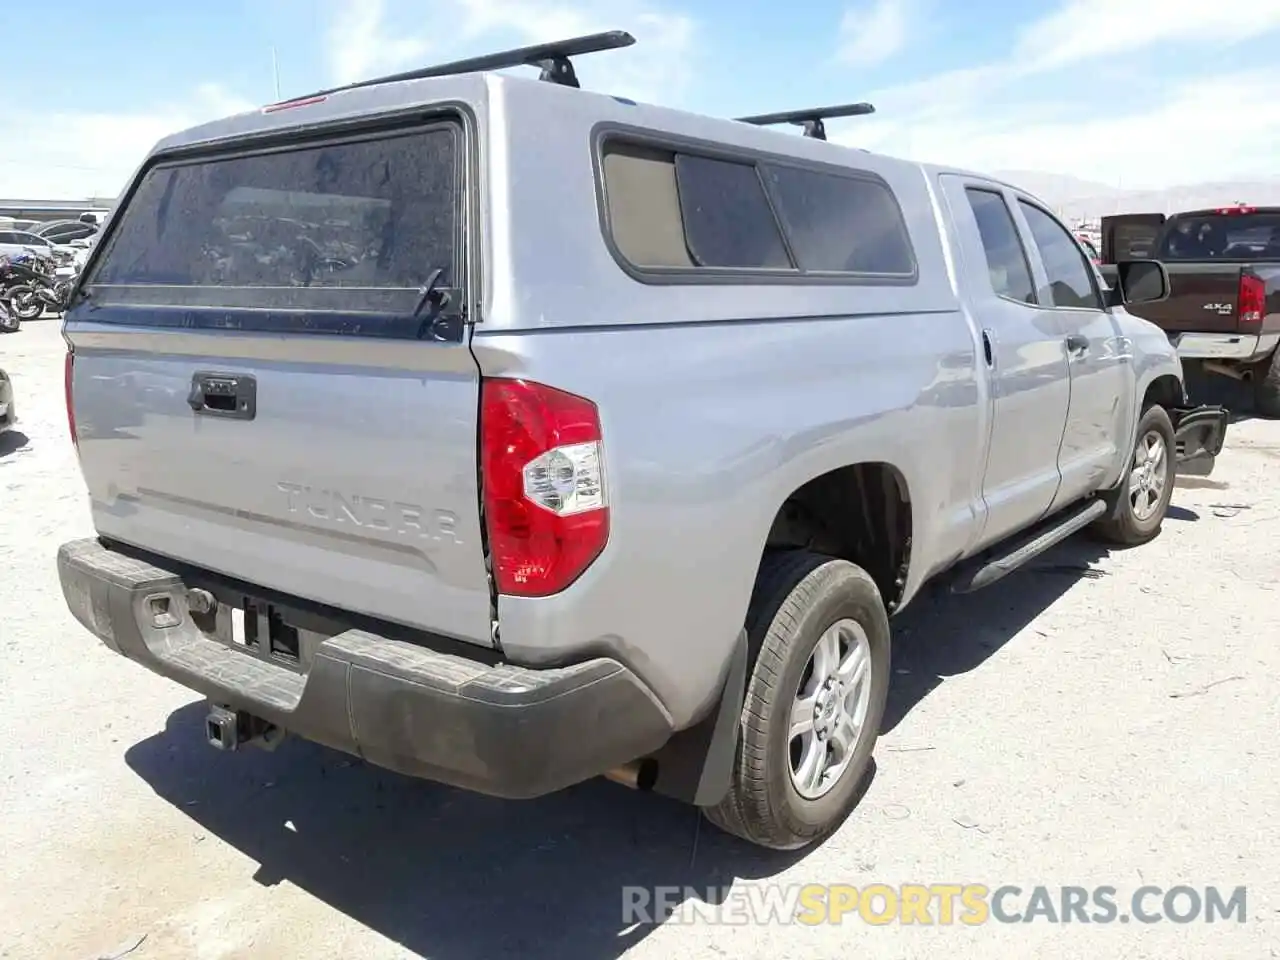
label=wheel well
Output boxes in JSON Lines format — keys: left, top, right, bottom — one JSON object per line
{"left": 764, "top": 463, "right": 912, "bottom": 612}
{"left": 1144, "top": 374, "right": 1184, "bottom": 412}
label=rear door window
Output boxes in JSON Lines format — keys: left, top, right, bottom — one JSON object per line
{"left": 86, "top": 120, "right": 463, "bottom": 334}
{"left": 965, "top": 188, "right": 1036, "bottom": 304}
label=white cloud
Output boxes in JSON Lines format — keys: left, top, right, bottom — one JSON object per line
{"left": 829, "top": 0, "right": 1280, "bottom": 190}
{"left": 326, "top": 0, "right": 431, "bottom": 85}
{"left": 0, "top": 0, "right": 695, "bottom": 200}
{"left": 837, "top": 0, "right": 910, "bottom": 68}
{"left": 322, "top": 0, "right": 697, "bottom": 107}
{"left": 1016, "top": 0, "right": 1280, "bottom": 72}
{"left": 0, "top": 84, "right": 256, "bottom": 200}
{"left": 850, "top": 68, "right": 1280, "bottom": 188}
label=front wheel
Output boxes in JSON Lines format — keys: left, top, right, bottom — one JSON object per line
{"left": 1090, "top": 404, "right": 1176, "bottom": 546}
{"left": 702, "top": 550, "right": 891, "bottom": 850}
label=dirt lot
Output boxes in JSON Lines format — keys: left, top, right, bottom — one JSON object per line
{"left": 2, "top": 317, "right": 1278, "bottom": 959}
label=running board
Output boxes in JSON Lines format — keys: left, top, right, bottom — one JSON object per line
{"left": 950, "top": 499, "right": 1107, "bottom": 594}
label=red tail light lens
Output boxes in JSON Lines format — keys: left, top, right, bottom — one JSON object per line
{"left": 64, "top": 348, "right": 77, "bottom": 450}
{"left": 1238, "top": 273, "right": 1266, "bottom": 334}
{"left": 480, "top": 378, "right": 609, "bottom": 597}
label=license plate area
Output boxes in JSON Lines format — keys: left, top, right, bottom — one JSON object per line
{"left": 225, "top": 598, "right": 303, "bottom": 670}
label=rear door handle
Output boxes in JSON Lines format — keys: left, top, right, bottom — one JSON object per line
{"left": 1065, "top": 334, "right": 1089, "bottom": 357}
{"left": 188, "top": 372, "right": 257, "bottom": 420}
{"left": 981, "top": 329, "right": 994, "bottom": 367}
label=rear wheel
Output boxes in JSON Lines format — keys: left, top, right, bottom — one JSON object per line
{"left": 7, "top": 286, "right": 42, "bottom": 320}
{"left": 0, "top": 307, "right": 17, "bottom": 333}
{"left": 1090, "top": 404, "right": 1176, "bottom": 546}
{"left": 702, "top": 550, "right": 890, "bottom": 850}
{"left": 1253, "top": 349, "right": 1280, "bottom": 419}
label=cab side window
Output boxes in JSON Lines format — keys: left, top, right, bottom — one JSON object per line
{"left": 964, "top": 188, "right": 1036, "bottom": 304}
{"left": 1018, "top": 201, "right": 1104, "bottom": 310}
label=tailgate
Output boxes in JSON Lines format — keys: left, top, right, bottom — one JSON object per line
{"left": 1120, "top": 263, "right": 1243, "bottom": 334}
{"left": 64, "top": 115, "right": 495, "bottom": 647}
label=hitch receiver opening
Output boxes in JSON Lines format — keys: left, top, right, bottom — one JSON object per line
{"left": 205, "top": 703, "right": 285, "bottom": 752}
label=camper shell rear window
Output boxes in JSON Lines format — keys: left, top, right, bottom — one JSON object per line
{"left": 83, "top": 118, "right": 465, "bottom": 337}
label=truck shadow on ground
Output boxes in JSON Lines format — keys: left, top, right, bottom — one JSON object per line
{"left": 883, "top": 534, "right": 1127, "bottom": 732}
{"left": 125, "top": 706, "right": 821, "bottom": 959}
{"left": 124, "top": 530, "right": 1175, "bottom": 959}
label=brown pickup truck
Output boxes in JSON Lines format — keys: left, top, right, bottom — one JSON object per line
{"left": 1100, "top": 205, "right": 1280, "bottom": 417}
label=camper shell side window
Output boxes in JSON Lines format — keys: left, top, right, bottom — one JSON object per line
{"left": 595, "top": 130, "right": 918, "bottom": 285}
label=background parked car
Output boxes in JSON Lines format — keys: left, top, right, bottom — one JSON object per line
{"left": 33, "top": 219, "right": 99, "bottom": 245}
{"left": 0, "top": 230, "right": 76, "bottom": 262}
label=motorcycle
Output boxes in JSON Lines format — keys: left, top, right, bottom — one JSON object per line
{"left": 0, "top": 282, "right": 18, "bottom": 332}
{"left": 2, "top": 249, "right": 68, "bottom": 319}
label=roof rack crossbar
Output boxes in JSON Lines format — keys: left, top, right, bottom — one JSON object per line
{"left": 275, "top": 30, "right": 637, "bottom": 103}
{"left": 734, "top": 102, "right": 876, "bottom": 141}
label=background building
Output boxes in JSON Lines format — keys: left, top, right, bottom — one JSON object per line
{"left": 0, "top": 197, "right": 115, "bottom": 227}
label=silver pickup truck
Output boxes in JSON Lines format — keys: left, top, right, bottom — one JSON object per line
{"left": 57, "top": 32, "right": 1228, "bottom": 852}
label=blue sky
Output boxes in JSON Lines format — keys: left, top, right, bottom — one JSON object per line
{"left": 4, "top": 0, "right": 1280, "bottom": 198}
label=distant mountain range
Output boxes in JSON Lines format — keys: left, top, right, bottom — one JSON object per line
{"left": 991, "top": 170, "right": 1280, "bottom": 222}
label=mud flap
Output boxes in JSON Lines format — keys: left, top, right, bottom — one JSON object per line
{"left": 646, "top": 628, "right": 749, "bottom": 807}
{"left": 1170, "top": 405, "right": 1229, "bottom": 477}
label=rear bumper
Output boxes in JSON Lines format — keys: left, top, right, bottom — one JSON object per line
{"left": 1171, "top": 404, "right": 1229, "bottom": 477}
{"left": 57, "top": 538, "right": 675, "bottom": 799}
{"left": 1171, "top": 331, "right": 1279, "bottom": 361}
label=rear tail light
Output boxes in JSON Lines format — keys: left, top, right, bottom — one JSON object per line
{"left": 1238, "top": 273, "right": 1266, "bottom": 334}
{"left": 480, "top": 378, "right": 608, "bottom": 597}
{"left": 64, "top": 347, "right": 77, "bottom": 450}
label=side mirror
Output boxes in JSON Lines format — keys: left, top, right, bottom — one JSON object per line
{"left": 1114, "top": 259, "right": 1170, "bottom": 305}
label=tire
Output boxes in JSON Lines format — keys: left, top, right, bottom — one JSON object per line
{"left": 7, "top": 287, "right": 42, "bottom": 320}
{"left": 1253, "top": 349, "right": 1280, "bottom": 419}
{"left": 0, "top": 309, "right": 17, "bottom": 333}
{"left": 1090, "top": 404, "right": 1176, "bottom": 546}
{"left": 702, "top": 550, "right": 891, "bottom": 851}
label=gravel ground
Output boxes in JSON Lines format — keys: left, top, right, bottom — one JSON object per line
{"left": 2, "top": 317, "right": 1278, "bottom": 959}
